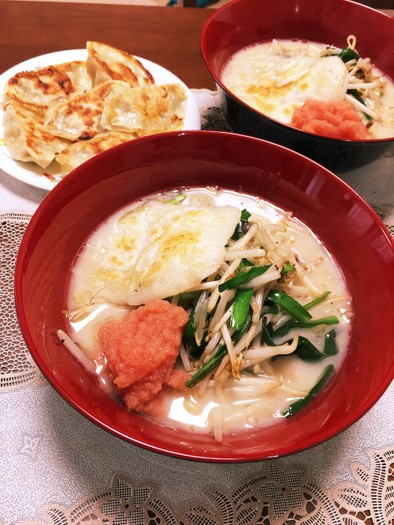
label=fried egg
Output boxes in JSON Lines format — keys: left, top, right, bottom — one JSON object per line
{"left": 70, "top": 201, "right": 241, "bottom": 306}
{"left": 221, "top": 39, "right": 348, "bottom": 124}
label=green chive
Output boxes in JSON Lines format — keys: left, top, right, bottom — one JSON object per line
{"left": 182, "top": 308, "right": 207, "bottom": 357}
{"left": 338, "top": 47, "right": 359, "bottom": 63}
{"left": 294, "top": 336, "right": 325, "bottom": 361}
{"left": 282, "top": 364, "right": 335, "bottom": 417}
{"left": 304, "top": 291, "right": 331, "bottom": 310}
{"left": 261, "top": 318, "right": 276, "bottom": 346}
{"left": 232, "top": 209, "right": 251, "bottom": 240}
{"left": 323, "top": 329, "right": 338, "bottom": 356}
{"left": 219, "top": 264, "right": 272, "bottom": 292}
{"left": 182, "top": 308, "right": 197, "bottom": 348}
{"left": 239, "top": 258, "right": 254, "bottom": 268}
{"left": 185, "top": 345, "right": 227, "bottom": 388}
{"left": 347, "top": 89, "right": 373, "bottom": 121}
{"left": 231, "top": 288, "right": 253, "bottom": 330}
{"left": 168, "top": 193, "right": 186, "bottom": 204}
{"left": 177, "top": 291, "right": 201, "bottom": 303}
{"left": 273, "top": 316, "right": 340, "bottom": 338}
{"left": 266, "top": 289, "right": 312, "bottom": 321}
{"left": 281, "top": 261, "right": 296, "bottom": 275}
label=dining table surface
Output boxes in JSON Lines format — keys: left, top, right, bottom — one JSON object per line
{"left": 0, "top": 0, "right": 217, "bottom": 90}
{"left": 0, "top": 2, "right": 393, "bottom": 525}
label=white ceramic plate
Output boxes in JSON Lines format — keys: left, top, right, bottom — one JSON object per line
{"left": 0, "top": 49, "right": 201, "bottom": 191}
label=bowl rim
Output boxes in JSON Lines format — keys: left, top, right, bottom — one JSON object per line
{"left": 200, "top": 0, "right": 394, "bottom": 145}
{"left": 14, "top": 130, "right": 394, "bottom": 462}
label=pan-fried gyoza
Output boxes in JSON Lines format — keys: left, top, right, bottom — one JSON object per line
{"left": 2, "top": 42, "right": 187, "bottom": 174}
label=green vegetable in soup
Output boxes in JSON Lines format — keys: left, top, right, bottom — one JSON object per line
{"left": 266, "top": 289, "right": 312, "bottom": 321}
{"left": 218, "top": 264, "right": 272, "bottom": 292}
{"left": 231, "top": 288, "right": 253, "bottom": 330}
{"left": 282, "top": 364, "right": 336, "bottom": 417}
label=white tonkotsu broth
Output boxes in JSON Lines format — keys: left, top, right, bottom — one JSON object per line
{"left": 65, "top": 188, "right": 352, "bottom": 439}
{"left": 221, "top": 38, "right": 394, "bottom": 139}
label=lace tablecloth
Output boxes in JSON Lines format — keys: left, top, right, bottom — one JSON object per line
{"left": 0, "top": 90, "right": 393, "bottom": 525}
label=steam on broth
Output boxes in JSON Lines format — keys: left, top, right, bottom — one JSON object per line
{"left": 221, "top": 36, "right": 394, "bottom": 140}
{"left": 62, "top": 188, "right": 352, "bottom": 441}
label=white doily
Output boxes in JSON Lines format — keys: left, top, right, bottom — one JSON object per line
{"left": 0, "top": 212, "right": 44, "bottom": 390}
{"left": 4, "top": 448, "right": 394, "bottom": 525}
{"left": 198, "top": 89, "right": 231, "bottom": 132}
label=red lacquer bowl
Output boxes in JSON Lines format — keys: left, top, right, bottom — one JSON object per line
{"left": 14, "top": 131, "right": 394, "bottom": 462}
{"left": 200, "top": 0, "right": 394, "bottom": 172}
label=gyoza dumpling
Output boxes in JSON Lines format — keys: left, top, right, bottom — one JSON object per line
{"left": 86, "top": 41, "right": 154, "bottom": 88}
{"left": 44, "top": 80, "right": 127, "bottom": 141}
{"left": 3, "top": 102, "right": 70, "bottom": 168}
{"left": 4, "top": 61, "right": 92, "bottom": 115}
{"left": 101, "top": 83, "right": 186, "bottom": 134}
{"left": 56, "top": 130, "right": 136, "bottom": 173}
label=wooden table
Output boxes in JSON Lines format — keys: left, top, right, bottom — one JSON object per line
{"left": 0, "top": 2, "right": 392, "bottom": 91}
{"left": 0, "top": 1, "right": 216, "bottom": 89}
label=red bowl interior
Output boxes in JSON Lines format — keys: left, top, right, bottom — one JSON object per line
{"left": 15, "top": 131, "right": 394, "bottom": 462}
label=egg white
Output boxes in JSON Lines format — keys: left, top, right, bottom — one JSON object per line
{"left": 221, "top": 40, "right": 348, "bottom": 124}
{"left": 71, "top": 201, "right": 241, "bottom": 306}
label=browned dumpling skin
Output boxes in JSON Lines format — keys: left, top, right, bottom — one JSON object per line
{"left": 56, "top": 130, "right": 136, "bottom": 173}
{"left": 86, "top": 41, "right": 154, "bottom": 88}
{"left": 3, "top": 102, "right": 70, "bottom": 168}
{"left": 45, "top": 80, "right": 186, "bottom": 142}
{"left": 44, "top": 80, "right": 126, "bottom": 141}
{"left": 101, "top": 83, "right": 186, "bottom": 134}
{"left": 4, "top": 61, "right": 92, "bottom": 115}
{"left": 2, "top": 42, "right": 188, "bottom": 172}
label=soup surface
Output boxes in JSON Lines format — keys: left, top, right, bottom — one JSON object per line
{"left": 63, "top": 189, "right": 352, "bottom": 441}
{"left": 221, "top": 37, "right": 394, "bottom": 140}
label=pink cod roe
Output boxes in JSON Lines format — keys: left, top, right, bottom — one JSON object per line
{"left": 98, "top": 299, "right": 190, "bottom": 415}
{"left": 291, "top": 99, "right": 370, "bottom": 140}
